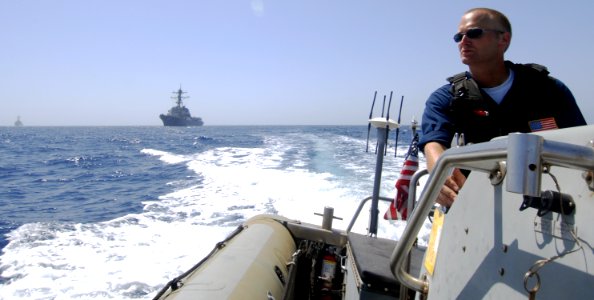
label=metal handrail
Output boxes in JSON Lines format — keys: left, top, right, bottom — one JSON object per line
{"left": 389, "top": 132, "right": 594, "bottom": 294}
{"left": 345, "top": 168, "right": 429, "bottom": 233}
{"left": 346, "top": 195, "right": 393, "bottom": 233}
{"left": 407, "top": 169, "right": 429, "bottom": 219}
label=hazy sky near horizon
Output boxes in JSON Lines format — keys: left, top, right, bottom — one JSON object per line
{"left": 2, "top": 1, "right": 593, "bottom": 126}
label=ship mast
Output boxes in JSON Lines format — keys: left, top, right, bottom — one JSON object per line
{"left": 172, "top": 86, "right": 189, "bottom": 108}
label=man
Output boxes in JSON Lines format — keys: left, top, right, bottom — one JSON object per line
{"left": 419, "top": 8, "right": 586, "bottom": 207}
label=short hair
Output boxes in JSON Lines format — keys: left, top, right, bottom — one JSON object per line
{"left": 466, "top": 8, "right": 512, "bottom": 36}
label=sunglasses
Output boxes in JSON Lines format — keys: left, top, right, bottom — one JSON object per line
{"left": 453, "top": 28, "right": 504, "bottom": 43}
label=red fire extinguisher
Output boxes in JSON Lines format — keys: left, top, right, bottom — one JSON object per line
{"left": 320, "top": 246, "right": 336, "bottom": 299}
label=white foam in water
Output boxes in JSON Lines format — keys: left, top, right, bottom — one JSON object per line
{"left": 141, "top": 149, "right": 188, "bottom": 164}
{"left": 0, "top": 214, "right": 233, "bottom": 299}
{"left": 0, "top": 131, "right": 429, "bottom": 299}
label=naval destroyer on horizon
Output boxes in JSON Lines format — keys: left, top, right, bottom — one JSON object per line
{"left": 14, "top": 116, "right": 23, "bottom": 127}
{"left": 159, "top": 87, "right": 203, "bottom": 126}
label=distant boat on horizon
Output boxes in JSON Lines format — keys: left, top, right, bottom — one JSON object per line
{"left": 159, "top": 87, "right": 204, "bottom": 126}
{"left": 14, "top": 116, "right": 23, "bottom": 127}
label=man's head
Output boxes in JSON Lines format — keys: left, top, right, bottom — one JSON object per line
{"left": 455, "top": 8, "right": 512, "bottom": 67}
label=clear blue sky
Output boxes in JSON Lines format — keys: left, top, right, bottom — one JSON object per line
{"left": 1, "top": 1, "right": 593, "bottom": 126}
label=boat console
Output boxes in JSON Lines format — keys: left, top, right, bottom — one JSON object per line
{"left": 392, "top": 125, "right": 594, "bottom": 299}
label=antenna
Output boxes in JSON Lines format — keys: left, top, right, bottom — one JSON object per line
{"left": 365, "top": 91, "right": 377, "bottom": 153}
{"left": 375, "top": 95, "right": 387, "bottom": 154}
{"left": 394, "top": 95, "right": 404, "bottom": 157}
{"left": 411, "top": 115, "right": 418, "bottom": 137}
{"left": 365, "top": 91, "right": 400, "bottom": 236}
{"left": 385, "top": 91, "right": 393, "bottom": 155}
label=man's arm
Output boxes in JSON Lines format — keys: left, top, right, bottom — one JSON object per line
{"left": 423, "top": 141, "right": 446, "bottom": 171}
{"left": 424, "top": 141, "right": 466, "bottom": 207}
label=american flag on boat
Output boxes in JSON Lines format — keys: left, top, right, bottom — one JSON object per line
{"left": 384, "top": 133, "right": 419, "bottom": 221}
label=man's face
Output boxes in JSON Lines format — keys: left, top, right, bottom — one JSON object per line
{"left": 456, "top": 11, "right": 509, "bottom": 66}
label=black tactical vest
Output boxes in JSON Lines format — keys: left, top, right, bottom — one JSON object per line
{"left": 446, "top": 63, "right": 551, "bottom": 144}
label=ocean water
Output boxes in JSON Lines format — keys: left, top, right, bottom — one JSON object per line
{"left": 0, "top": 125, "right": 428, "bottom": 299}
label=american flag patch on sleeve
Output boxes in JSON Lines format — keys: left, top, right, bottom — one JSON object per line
{"left": 529, "top": 117, "right": 558, "bottom": 132}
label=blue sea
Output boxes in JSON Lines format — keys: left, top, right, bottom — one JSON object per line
{"left": 0, "top": 125, "right": 428, "bottom": 299}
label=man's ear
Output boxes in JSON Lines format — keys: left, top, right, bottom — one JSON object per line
{"left": 500, "top": 32, "right": 512, "bottom": 52}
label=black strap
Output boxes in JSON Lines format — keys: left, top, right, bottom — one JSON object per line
{"left": 447, "top": 72, "right": 482, "bottom": 102}
{"left": 447, "top": 63, "right": 549, "bottom": 103}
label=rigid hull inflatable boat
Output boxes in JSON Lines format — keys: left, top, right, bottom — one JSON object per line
{"left": 153, "top": 123, "right": 594, "bottom": 300}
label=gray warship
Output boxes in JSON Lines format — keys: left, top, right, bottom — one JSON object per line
{"left": 159, "top": 87, "right": 204, "bottom": 126}
{"left": 14, "top": 116, "right": 23, "bottom": 127}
